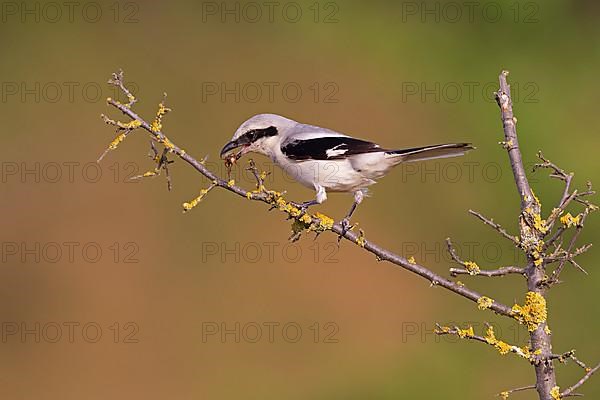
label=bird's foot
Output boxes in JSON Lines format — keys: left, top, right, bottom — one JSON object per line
{"left": 290, "top": 200, "right": 317, "bottom": 214}
{"left": 338, "top": 218, "right": 353, "bottom": 243}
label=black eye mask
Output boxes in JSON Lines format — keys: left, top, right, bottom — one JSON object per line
{"left": 220, "top": 126, "right": 278, "bottom": 158}
{"left": 244, "top": 126, "right": 278, "bottom": 143}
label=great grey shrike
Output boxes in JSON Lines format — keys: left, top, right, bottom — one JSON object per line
{"left": 220, "top": 114, "right": 474, "bottom": 230}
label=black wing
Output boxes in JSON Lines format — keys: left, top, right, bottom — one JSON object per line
{"left": 281, "top": 137, "right": 384, "bottom": 160}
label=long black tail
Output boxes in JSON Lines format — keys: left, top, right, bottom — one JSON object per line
{"left": 386, "top": 143, "right": 475, "bottom": 163}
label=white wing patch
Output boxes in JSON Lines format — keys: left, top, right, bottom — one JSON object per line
{"left": 325, "top": 144, "right": 349, "bottom": 158}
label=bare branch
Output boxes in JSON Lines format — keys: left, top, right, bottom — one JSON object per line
{"left": 468, "top": 209, "right": 520, "bottom": 245}
{"left": 550, "top": 350, "right": 591, "bottom": 371}
{"left": 533, "top": 151, "right": 573, "bottom": 210}
{"left": 545, "top": 226, "right": 566, "bottom": 250}
{"left": 547, "top": 211, "right": 591, "bottom": 285}
{"left": 562, "top": 363, "right": 600, "bottom": 398}
{"left": 498, "top": 385, "right": 536, "bottom": 399}
{"left": 450, "top": 266, "right": 524, "bottom": 278}
{"left": 107, "top": 69, "right": 137, "bottom": 107}
{"left": 496, "top": 71, "right": 535, "bottom": 210}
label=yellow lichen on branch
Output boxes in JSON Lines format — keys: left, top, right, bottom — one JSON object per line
{"left": 484, "top": 326, "right": 535, "bottom": 359}
{"left": 464, "top": 261, "right": 480, "bottom": 275}
{"left": 183, "top": 183, "right": 217, "bottom": 212}
{"left": 97, "top": 116, "right": 143, "bottom": 162}
{"left": 477, "top": 296, "right": 494, "bottom": 310}
{"left": 314, "top": 212, "right": 334, "bottom": 231}
{"left": 484, "top": 326, "right": 512, "bottom": 355}
{"left": 151, "top": 95, "right": 171, "bottom": 133}
{"left": 457, "top": 326, "right": 475, "bottom": 338}
{"left": 560, "top": 212, "right": 581, "bottom": 228}
{"left": 512, "top": 291, "right": 547, "bottom": 332}
{"left": 356, "top": 228, "right": 366, "bottom": 248}
{"left": 436, "top": 324, "right": 536, "bottom": 360}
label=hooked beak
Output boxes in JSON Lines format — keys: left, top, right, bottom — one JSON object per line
{"left": 220, "top": 133, "right": 253, "bottom": 159}
{"left": 220, "top": 140, "right": 243, "bottom": 159}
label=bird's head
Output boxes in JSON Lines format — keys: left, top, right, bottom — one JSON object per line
{"left": 220, "top": 113, "right": 296, "bottom": 160}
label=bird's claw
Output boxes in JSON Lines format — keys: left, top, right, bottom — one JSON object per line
{"left": 290, "top": 201, "right": 312, "bottom": 214}
{"left": 338, "top": 218, "right": 352, "bottom": 243}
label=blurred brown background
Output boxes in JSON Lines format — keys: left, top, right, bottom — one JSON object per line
{"left": 0, "top": 0, "right": 598, "bottom": 399}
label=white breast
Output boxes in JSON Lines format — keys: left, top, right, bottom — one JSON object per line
{"left": 273, "top": 155, "right": 376, "bottom": 192}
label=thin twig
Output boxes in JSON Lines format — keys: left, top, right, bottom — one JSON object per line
{"left": 533, "top": 151, "right": 573, "bottom": 210}
{"left": 468, "top": 210, "right": 519, "bottom": 245}
{"left": 446, "top": 238, "right": 524, "bottom": 277}
{"left": 450, "top": 266, "right": 524, "bottom": 277}
{"left": 550, "top": 350, "right": 590, "bottom": 371}
{"left": 547, "top": 212, "right": 590, "bottom": 285}
{"left": 435, "top": 324, "right": 531, "bottom": 359}
{"left": 561, "top": 363, "right": 600, "bottom": 398}
{"left": 497, "top": 385, "right": 536, "bottom": 399}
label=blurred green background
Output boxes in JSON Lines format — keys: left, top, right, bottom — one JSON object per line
{"left": 0, "top": 0, "right": 598, "bottom": 398}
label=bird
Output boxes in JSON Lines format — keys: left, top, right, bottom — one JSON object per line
{"left": 220, "top": 113, "right": 474, "bottom": 232}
